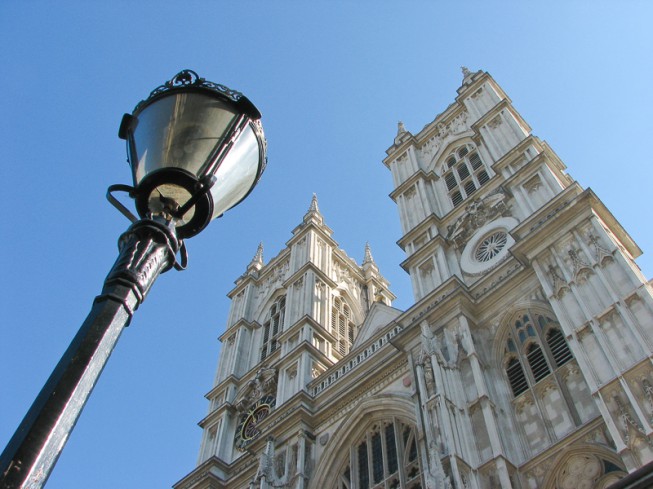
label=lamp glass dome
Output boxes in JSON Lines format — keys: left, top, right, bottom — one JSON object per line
{"left": 119, "top": 71, "right": 266, "bottom": 239}
{"left": 132, "top": 92, "right": 238, "bottom": 185}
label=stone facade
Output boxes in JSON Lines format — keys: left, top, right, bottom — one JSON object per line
{"left": 175, "top": 70, "right": 653, "bottom": 489}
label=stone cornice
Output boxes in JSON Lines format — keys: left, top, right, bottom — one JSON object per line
{"left": 469, "top": 258, "right": 526, "bottom": 302}
{"left": 455, "top": 70, "right": 494, "bottom": 99}
{"left": 308, "top": 320, "right": 404, "bottom": 397}
{"left": 312, "top": 353, "right": 408, "bottom": 428}
{"left": 281, "top": 261, "right": 335, "bottom": 290}
{"left": 399, "top": 234, "right": 448, "bottom": 272}
{"left": 396, "top": 214, "right": 443, "bottom": 250}
{"left": 384, "top": 94, "right": 469, "bottom": 162}
{"left": 173, "top": 456, "right": 229, "bottom": 489}
{"left": 511, "top": 187, "right": 641, "bottom": 262}
{"left": 205, "top": 375, "right": 239, "bottom": 401}
{"left": 399, "top": 275, "right": 475, "bottom": 326}
{"left": 388, "top": 169, "right": 436, "bottom": 201}
{"left": 287, "top": 218, "right": 336, "bottom": 247}
{"left": 217, "top": 318, "right": 259, "bottom": 342}
{"left": 490, "top": 135, "right": 544, "bottom": 172}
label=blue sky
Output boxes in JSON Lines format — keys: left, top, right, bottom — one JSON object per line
{"left": 1, "top": 2, "right": 652, "bottom": 488}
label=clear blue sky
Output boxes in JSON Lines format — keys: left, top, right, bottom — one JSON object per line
{"left": 1, "top": 2, "right": 651, "bottom": 488}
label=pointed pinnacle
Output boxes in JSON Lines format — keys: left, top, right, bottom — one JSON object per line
{"left": 249, "top": 242, "right": 264, "bottom": 269}
{"left": 363, "top": 242, "right": 375, "bottom": 264}
{"left": 309, "top": 193, "right": 319, "bottom": 213}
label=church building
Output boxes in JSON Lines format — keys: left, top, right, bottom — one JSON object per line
{"left": 174, "top": 69, "right": 653, "bottom": 489}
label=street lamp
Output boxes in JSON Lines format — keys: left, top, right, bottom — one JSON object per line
{"left": 0, "top": 70, "right": 266, "bottom": 489}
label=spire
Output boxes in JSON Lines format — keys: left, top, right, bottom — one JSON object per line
{"left": 362, "top": 242, "right": 380, "bottom": 277}
{"left": 363, "top": 242, "right": 374, "bottom": 265}
{"left": 308, "top": 193, "right": 319, "bottom": 213}
{"left": 247, "top": 242, "right": 264, "bottom": 274}
{"left": 302, "top": 193, "right": 324, "bottom": 226}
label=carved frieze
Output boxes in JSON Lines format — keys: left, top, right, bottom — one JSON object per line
{"left": 446, "top": 188, "right": 511, "bottom": 249}
{"left": 419, "top": 111, "right": 470, "bottom": 161}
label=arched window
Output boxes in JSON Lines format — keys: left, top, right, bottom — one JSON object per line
{"left": 503, "top": 311, "right": 573, "bottom": 397}
{"left": 336, "top": 419, "right": 422, "bottom": 489}
{"left": 331, "top": 296, "right": 355, "bottom": 357}
{"left": 260, "top": 295, "right": 285, "bottom": 361}
{"left": 441, "top": 143, "right": 491, "bottom": 208}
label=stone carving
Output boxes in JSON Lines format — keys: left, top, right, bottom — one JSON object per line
{"left": 333, "top": 259, "right": 358, "bottom": 291}
{"left": 419, "top": 321, "right": 462, "bottom": 370}
{"left": 252, "top": 437, "right": 294, "bottom": 489}
{"left": 255, "top": 437, "right": 276, "bottom": 482}
{"left": 548, "top": 264, "right": 569, "bottom": 299}
{"left": 420, "top": 111, "right": 469, "bottom": 160}
{"left": 642, "top": 378, "right": 653, "bottom": 424}
{"left": 446, "top": 188, "right": 511, "bottom": 248}
{"left": 487, "top": 114, "right": 503, "bottom": 129}
{"left": 556, "top": 454, "right": 602, "bottom": 489}
{"left": 234, "top": 367, "right": 278, "bottom": 413}
{"left": 420, "top": 321, "right": 437, "bottom": 356}
{"left": 588, "top": 233, "right": 613, "bottom": 266}
{"left": 257, "top": 260, "right": 290, "bottom": 299}
{"left": 613, "top": 393, "right": 652, "bottom": 447}
{"left": 568, "top": 248, "right": 593, "bottom": 283}
{"left": 423, "top": 439, "right": 452, "bottom": 489}
{"left": 524, "top": 175, "right": 542, "bottom": 194}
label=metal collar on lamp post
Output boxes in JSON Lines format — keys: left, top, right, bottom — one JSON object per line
{"left": 0, "top": 70, "right": 266, "bottom": 489}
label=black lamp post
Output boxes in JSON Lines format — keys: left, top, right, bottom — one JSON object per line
{"left": 0, "top": 70, "right": 266, "bottom": 489}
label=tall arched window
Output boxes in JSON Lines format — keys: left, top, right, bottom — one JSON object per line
{"left": 336, "top": 418, "right": 422, "bottom": 489}
{"left": 503, "top": 311, "right": 573, "bottom": 397}
{"left": 331, "top": 296, "right": 355, "bottom": 357}
{"left": 441, "top": 144, "right": 491, "bottom": 208}
{"left": 260, "top": 295, "right": 285, "bottom": 361}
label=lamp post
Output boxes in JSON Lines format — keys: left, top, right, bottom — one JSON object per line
{"left": 0, "top": 70, "right": 267, "bottom": 489}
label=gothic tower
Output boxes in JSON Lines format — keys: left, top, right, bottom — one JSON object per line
{"left": 176, "top": 195, "right": 395, "bottom": 488}
{"left": 176, "top": 70, "right": 653, "bottom": 489}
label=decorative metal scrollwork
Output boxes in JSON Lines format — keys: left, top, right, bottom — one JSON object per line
{"left": 134, "top": 69, "right": 245, "bottom": 112}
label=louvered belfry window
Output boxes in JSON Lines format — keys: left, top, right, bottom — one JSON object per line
{"left": 503, "top": 311, "right": 574, "bottom": 398}
{"left": 441, "top": 144, "right": 491, "bottom": 209}
{"left": 332, "top": 296, "right": 355, "bottom": 357}
{"left": 546, "top": 328, "right": 573, "bottom": 367}
{"left": 506, "top": 356, "right": 528, "bottom": 396}
{"left": 260, "top": 295, "right": 285, "bottom": 361}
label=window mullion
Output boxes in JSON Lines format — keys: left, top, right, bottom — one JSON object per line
{"left": 367, "top": 431, "right": 374, "bottom": 489}
{"left": 394, "top": 419, "right": 406, "bottom": 487}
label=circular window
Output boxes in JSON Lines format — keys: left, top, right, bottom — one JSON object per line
{"left": 460, "top": 217, "right": 517, "bottom": 276}
{"left": 474, "top": 231, "right": 508, "bottom": 262}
